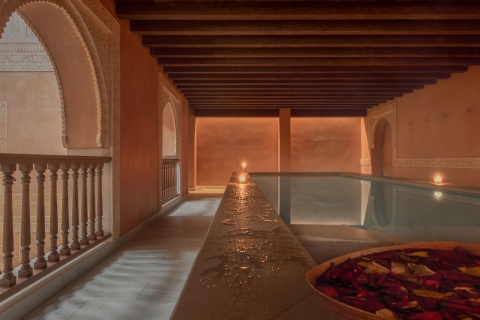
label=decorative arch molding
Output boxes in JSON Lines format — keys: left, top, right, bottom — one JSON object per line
{"left": 0, "top": 0, "right": 121, "bottom": 238}
{"left": 0, "top": 0, "right": 108, "bottom": 148}
{"left": 162, "top": 98, "right": 179, "bottom": 157}
{"left": 368, "top": 103, "right": 480, "bottom": 169}
{"left": 160, "top": 74, "right": 183, "bottom": 158}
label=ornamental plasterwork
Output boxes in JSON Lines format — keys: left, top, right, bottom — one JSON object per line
{"left": 368, "top": 103, "right": 398, "bottom": 161}
{"left": 0, "top": 0, "right": 121, "bottom": 239}
{"left": 0, "top": 101, "right": 6, "bottom": 152}
{"left": 72, "top": 0, "right": 120, "bottom": 239}
{"left": 161, "top": 74, "right": 182, "bottom": 158}
{"left": 367, "top": 103, "right": 480, "bottom": 169}
{"left": 0, "top": 12, "right": 53, "bottom": 71}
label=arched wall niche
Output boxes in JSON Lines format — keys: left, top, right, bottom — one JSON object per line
{"left": 0, "top": 0, "right": 109, "bottom": 149}
{"left": 372, "top": 117, "right": 394, "bottom": 177}
{"left": 162, "top": 99, "right": 178, "bottom": 157}
{"left": 160, "top": 75, "right": 182, "bottom": 158}
{"left": 373, "top": 117, "right": 390, "bottom": 149}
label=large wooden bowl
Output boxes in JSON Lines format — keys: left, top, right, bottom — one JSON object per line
{"left": 306, "top": 242, "right": 480, "bottom": 320}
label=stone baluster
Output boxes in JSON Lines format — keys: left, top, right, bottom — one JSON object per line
{"left": 96, "top": 164, "right": 104, "bottom": 237}
{"left": 60, "top": 164, "right": 71, "bottom": 256}
{"left": 0, "top": 164, "right": 17, "bottom": 287}
{"left": 34, "top": 163, "right": 48, "bottom": 269}
{"left": 88, "top": 164, "right": 96, "bottom": 241}
{"left": 79, "top": 164, "right": 89, "bottom": 245}
{"left": 18, "top": 163, "right": 33, "bottom": 278}
{"left": 48, "top": 164, "right": 60, "bottom": 262}
{"left": 70, "top": 164, "right": 80, "bottom": 250}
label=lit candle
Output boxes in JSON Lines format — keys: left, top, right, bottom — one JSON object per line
{"left": 239, "top": 174, "right": 246, "bottom": 183}
{"left": 434, "top": 175, "right": 442, "bottom": 185}
{"left": 241, "top": 161, "right": 247, "bottom": 172}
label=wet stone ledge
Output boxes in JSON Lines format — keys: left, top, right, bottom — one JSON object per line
{"left": 171, "top": 173, "right": 326, "bottom": 320}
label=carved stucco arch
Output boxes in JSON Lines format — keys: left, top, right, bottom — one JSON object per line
{"left": 372, "top": 116, "right": 393, "bottom": 150}
{"left": 0, "top": 0, "right": 108, "bottom": 148}
{"left": 162, "top": 97, "right": 179, "bottom": 157}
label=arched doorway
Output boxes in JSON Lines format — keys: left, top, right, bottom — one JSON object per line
{"left": 163, "top": 101, "right": 177, "bottom": 157}
{"left": 161, "top": 100, "right": 180, "bottom": 204}
{"left": 372, "top": 118, "right": 393, "bottom": 177}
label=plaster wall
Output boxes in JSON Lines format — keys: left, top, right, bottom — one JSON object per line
{"left": 375, "top": 66, "right": 480, "bottom": 186}
{"left": 118, "top": 17, "right": 159, "bottom": 236}
{"left": 196, "top": 118, "right": 278, "bottom": 186}
{"left": 290, "top": 118, "right": 361, "bottom": 173}
{"left": 0, "top": 72, "right": 65, "bottom": 154}
{"left": 180, "top": 96, "right": 189, "bottom": 195}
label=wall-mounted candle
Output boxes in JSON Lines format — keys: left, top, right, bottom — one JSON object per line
{"left": 239, "top": 174, "right": 246, "bottom": 183}
{"left": 434, "top": 175, "right": 443, "bottom": 185}
{"left": 241, "top": 161, "right": 247, "bottom": 172}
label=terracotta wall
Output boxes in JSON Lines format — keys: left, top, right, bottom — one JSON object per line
{"left": 99, "top": 0, "right": 161, "bottom": 235}
{"left": 196, "top": 118, "right": 278, "bottom": 186}
{"left": 291, "top": 118, "right": 361, "bottom": 173}
{"left": 0, "top": 72, "right": 65, "bottom": 154}
{"left": 374, "top": 66, "right": 480, "bottom": 186}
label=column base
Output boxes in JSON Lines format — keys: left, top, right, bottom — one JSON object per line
{"left": 18, "top": 266, "right": 33, "bottom": 278}
{"left": 0, "top": 274, "right": 16, "bottom": 287}
{"left": 48, "top": 252, "right": 60, "bottom": 262}
{"left": 34, "top": 258, "right": 48, "bottom": 269}
{"left": 60, "top": 247, "right": 71, "bottom": 256}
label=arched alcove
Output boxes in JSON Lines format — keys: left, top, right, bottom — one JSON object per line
{"left": 372, "top": 117, "right": 393, "bottom": 177}
{"left": 0, "top": 0, "right": 108, "bottom": 149}
{"left": 162, "top": 101, "right": 177, "bottom": 157}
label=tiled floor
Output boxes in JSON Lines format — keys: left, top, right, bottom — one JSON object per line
{"left": 23, "top": 193, "right": 222, "bottom": 320}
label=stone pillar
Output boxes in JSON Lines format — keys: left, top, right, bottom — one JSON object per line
{"left": 278, "top": 108, "right": 291, "bottom": 172}
{"left": 188, "top": 115, "right": 196, "bottom": 191}
{"left": 278, "top": 108, "right": 291, "bottom": 223}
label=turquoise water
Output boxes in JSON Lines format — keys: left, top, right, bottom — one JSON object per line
{"left": 251, "top": 174, "right": 480, "bottom": 244}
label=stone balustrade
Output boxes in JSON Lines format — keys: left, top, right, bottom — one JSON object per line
{"left": 162, "top": 158, "right": 179, "bottom": 204}
{"left": 0, "top": 154, "right": 111, "bottom": 291}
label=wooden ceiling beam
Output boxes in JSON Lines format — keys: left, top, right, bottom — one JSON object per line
{"left": 185, "top": 94, "right": 400, "bottom": 99}
{"left": 131, "top": 20, "right": 480, "bottom": 36}
{"left": 176, "top": 84, "right": 425, "bottom": 90}
{"left": 168, "top": 73, "right": 451, "bottom": 80}
{"left": 193, "top": 108, "right": 368, "bottom": 117}
{"left": 180, "top": 88, "right": 413, "bottom": 94}
{"left": 173, "top": 79, "right": 436, "bottom": 85}
{"left": 142, "top": 35, "right": 480, "bottom": 48}
{"left": 187, "top": 98, "right": 399, "bottom": 102}
{"left": 190, "top": 103, "right": 375, "bottom": 108}
{"left": 150, "top": 47, "right": 480, "bottom": 58}
{"left": 158, "top": 57, "right": 480, "bottom": 66}
{"left": 117, "top": 2, "right": 480, "bottom": 21}
{"left": 163, "top": 66, "right": 468, "bottom": 74}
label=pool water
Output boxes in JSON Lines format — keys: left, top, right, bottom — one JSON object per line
{"left": 251, "top": 174, "right": 480, "bottom": 244}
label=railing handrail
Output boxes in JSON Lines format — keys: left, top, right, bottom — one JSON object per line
{"left": 162, "top": 157, "right": 179, "bottom": 163}
{"left": 0, "top": 153, "right": 111, "bottom": 164}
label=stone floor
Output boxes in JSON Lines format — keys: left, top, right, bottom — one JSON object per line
{"left": 22, "top": 193, "right": 222, "bottom": 320}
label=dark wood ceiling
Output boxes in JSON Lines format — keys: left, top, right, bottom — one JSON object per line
{"left": 115, "top": 0, "right": 480, "bottom": 117}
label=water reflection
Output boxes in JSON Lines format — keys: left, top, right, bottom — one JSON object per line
{"left": 371, "top": 182, "right": 394, "bottom": 229}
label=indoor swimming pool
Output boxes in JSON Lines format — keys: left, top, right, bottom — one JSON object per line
{"left": 251, "top": 173, "right": 480, "bottom": 247}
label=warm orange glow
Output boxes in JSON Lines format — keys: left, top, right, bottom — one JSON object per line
{"left": 434, "top": 175, "right": 443, "bottom": 185}
{"left": 241, "top": 161, "right": 247, "bottom": 172}
{"left": 239, "top": 174, "right": 246, "bottom": 183}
